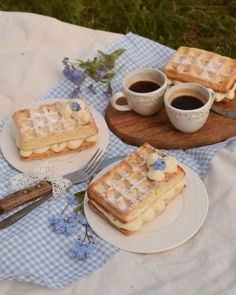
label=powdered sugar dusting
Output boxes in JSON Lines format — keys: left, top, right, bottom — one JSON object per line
{"left": 19, "top": 102, "right": 80, "bottom": 139}
{"left": 94, "top": 145, "right": 165, "bottom": 212}
{"left": 168, "top": 47, "right": 236, "bottom": 85}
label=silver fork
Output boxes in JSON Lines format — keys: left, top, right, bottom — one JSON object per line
{"left": 65, "top": 148, "right": 107, "bottom": 184}
{"left": 0, "top": 148, "right": 106, "bottom": 229}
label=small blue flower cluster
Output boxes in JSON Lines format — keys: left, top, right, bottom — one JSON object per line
{"left": 49, "top": 194, "right": 95, "bottom": 261}
{"left": 49, "top": 212, "right": 85, "bottom": 235}
{"left": 67, "top": 194, "right": 80, "bottom": 206}
{"left": 49, "top": 215, "right": 75, "bottom": 235}
{"left": 63, "top": 57, "right": 99, "bottom": 97}
{"left": 152, "top": 159, "right": 166, "bottom": 171}
{"left": 70, "top": 239, "right": 95, "bottom": 261}
{"left": 63, "top": 58, "right": 85, "bottom": 85}
{"left": 77, "top": 214, "right": 87, "bottom": 225}
{"left": 71, "top": 102, "right": 81, "bottom": 112}
{"left": 62, "top": 49, "right": 125, "bottom": 98}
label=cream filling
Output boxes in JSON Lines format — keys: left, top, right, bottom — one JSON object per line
{"left": 20, "top": 149, "right": 33, "bottom": 157}
{"left": 19, "top": 139, "right": 86, "bottom": 157}
{"left": 50, "top": 142, "right": 66, "bottom": 152}
{"left": 91, "top": 181, "right": 186, "bottom": 232}
{"left": 214, "top": 83, "right": 236, "bottom": 102}
{"left": 167, "top": 79, "right": 236, "bottom": 102}
{"left": 33, "top": 146, "right": 49, "bottom": 154}
{"left": 19, "top": 134, "right": 100, "bottom": 156}
{"left": 85, "top": 133, "right": 99, "bottom": 143}
{"left": 66, "top": 139, "right": 83, "bottom": 149}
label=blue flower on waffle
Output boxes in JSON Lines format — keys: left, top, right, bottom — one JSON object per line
{"left": 152, "top": 158, "right": 166, "bottom": 171}
{"left": 71, "top": 101, "right": 81, "bottom": 111}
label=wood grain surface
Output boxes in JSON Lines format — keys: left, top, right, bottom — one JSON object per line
{"left": 106, "top": 99, "right": 236, "bottom": 149}
{"left": 0, "top": 180, "right": 52, "bottom": 214}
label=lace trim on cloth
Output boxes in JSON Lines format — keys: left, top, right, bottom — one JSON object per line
{"left": 10, "top": 162, "right": 72, "bottom": 197}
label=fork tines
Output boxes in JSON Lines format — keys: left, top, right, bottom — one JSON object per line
{"left": 83, "top": 148, "right": 103, "bottom": 172}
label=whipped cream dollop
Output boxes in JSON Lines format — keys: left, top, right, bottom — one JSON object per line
{"left": 146, "top": 152, "right": 178, "bottom": 181}
{"left": 58, "top": 103, "right": 73, "bottom": 119}
{"left": 58, "top": 99, "right": 91, "bottom": 124}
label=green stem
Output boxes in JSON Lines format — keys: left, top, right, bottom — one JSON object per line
{"left": 61, "top": 203, "right": 69, "bottom": 215}
{"left": 80, "top": 224, "right": 88, "bottom": 245}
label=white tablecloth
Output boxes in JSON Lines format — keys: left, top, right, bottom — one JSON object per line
{"left": 1, "top": 11, "right": 236, "bottom": 295}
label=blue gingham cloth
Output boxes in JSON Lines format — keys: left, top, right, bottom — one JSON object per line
{"left": 0, "top": 32, "right": 234, "bottom": 289}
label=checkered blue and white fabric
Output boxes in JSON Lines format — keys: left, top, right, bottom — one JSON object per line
{"left": 0, "top": 32, "right": 234, "bottom": 288}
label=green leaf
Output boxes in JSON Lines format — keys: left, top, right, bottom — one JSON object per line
{"left": 74, "top": 190, "right": 86, "bottom": 202}
{"left": 74, "top": 204, "right": 84, "bottom": 214}
{"left": 71, "top": 64, "right": 78, "bottom": 70}
{"left": 103, "top": 72, "right": 116, "bottom": 79}
{"left": 66, "top": 48, "right": 125, "bottom": 96}
{"left": 107, "top": 81, "right": 113, "bottom": 95}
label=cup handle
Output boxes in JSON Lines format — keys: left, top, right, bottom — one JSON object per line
{"left": 207, "top": 88, "right": 215, "bottom": 106}
{"left": 111, "top": 92, "right": 131, "bottom": 112}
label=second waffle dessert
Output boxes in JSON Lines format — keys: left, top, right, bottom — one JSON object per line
{"left": 87, "top": 143, "right": 186, "bottom": 235}
{"left": 12, "top": 99, "right": 98, "bottom": 160}
{"left": 163, "top": 46, "right": 236, "bottom": 103}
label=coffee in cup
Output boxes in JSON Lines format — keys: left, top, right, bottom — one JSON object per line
{"left": 111, "top": 68, "right": 168, "bottom": 116}
{"left": 164, "top": 83, "right": 215, "bottom": 133}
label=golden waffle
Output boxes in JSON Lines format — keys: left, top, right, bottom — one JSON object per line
{"left": 88, "top": 143, "right": 186, "bottom": 235}
{"left": 163, "top": 47, "right": 236, "bottom": 93}
{"left": 12, "top": 99, "right": 98, "bottom": 160}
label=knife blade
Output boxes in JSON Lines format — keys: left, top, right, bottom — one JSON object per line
{"left": 0, "top": 195, "right": 52, "bottom": 230}
{"left": 0, "top": 155, "right": 125, "bottom": 229}
{"left": 211, "top": 105, "right": 236, "bottom": 119}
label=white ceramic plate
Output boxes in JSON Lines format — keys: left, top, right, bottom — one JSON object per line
{"left": 0, "top": 99, "right": 109, "bottom": 175}
{"left": 84, "top": 162, "right": 209, "bottom": 253}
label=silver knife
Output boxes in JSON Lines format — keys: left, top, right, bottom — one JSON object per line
{"left": 0, "top": 155, "right": 125, "bottom": 229}
{"left": 211, "top": 104, "right": 236, "bottom": 119}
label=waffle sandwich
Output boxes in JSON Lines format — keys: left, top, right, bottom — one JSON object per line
{"left": 12, "top": 99, "right": 98, "bottom": 160}
{"left": 87, "top": 143, "right": 186, "bottom": 235}
{"left": 163, "top": 46, "right": 236, "bottom": 102}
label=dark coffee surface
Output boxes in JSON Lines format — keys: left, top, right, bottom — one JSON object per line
{"left": 171, "top": 96, "right": 204, "bottom": 110}
{"left": 129, "top": 81, "right": 160, "bottom": 93}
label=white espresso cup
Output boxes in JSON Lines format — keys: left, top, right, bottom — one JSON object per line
{"left": 164, "top": 83, "right": 215, "bottom": 133}
{"left": 111, "top": 68, "right": 168, "bottom": 116}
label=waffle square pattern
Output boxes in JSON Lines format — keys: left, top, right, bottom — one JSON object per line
{"left": 12, "top": 99, "right": 98, "bottom": 160}
{"left": 88, "top": 143, "right": 186, "bottom": 235}
{"left": 163, "top": 46, "right": 236, "bottom": 93}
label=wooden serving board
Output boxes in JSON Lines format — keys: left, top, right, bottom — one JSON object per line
{"left": 105, "top": 99, "right": 236, "bottom": 149}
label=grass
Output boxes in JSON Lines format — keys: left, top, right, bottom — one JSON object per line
{"left": 1, "top": 0, "right": 236, "bottom": 57}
